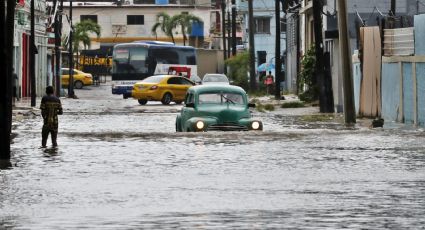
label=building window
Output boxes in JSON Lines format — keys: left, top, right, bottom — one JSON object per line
{"left": 80, "top": 15, "right": 98, "bottom": 23}
{"left": 127, "top": 15, "right": 144, "bottom": 25}
{"left": 254, "top": 17, "right": 270, "bottom": 34}
{"left": 280, "top": 17, "right": 287, "bottom": 32}
{"left": 133, "top": 0, "right": 155, "bottom": 3}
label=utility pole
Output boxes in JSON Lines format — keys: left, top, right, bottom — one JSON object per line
{"left": 227, "top": 9, "right": 231, "bottom": 58}
{"left": 221, "top": 0, "right": 227, "bottom": 74}
{"left": 313, "top": 0, "right": 333, "bottom": 112}
{"left": 54, "top": 0, "right": 63, "bottom": 96}
{"left": 274, "top": 0, "right": 281, "bottom": 99}
{"left": 0, "top": 0, "right": 16, "bottom": 160}
{"left": 68, "top": 0, "right": 75, "bottom": 98}
{"left": 30, "top": 0, "right": 36, "bottom": 106}
{"left": 337, "top": 0, "right": 356, "bottom": 124}
{"left": 391, "top": 0, "right": 396, "bottom": 15}
{"left": 248, "top": 0, "right": 256, "bottom": 91}
{"left": 231, "top": 0, "right": 237, "bottom": 56}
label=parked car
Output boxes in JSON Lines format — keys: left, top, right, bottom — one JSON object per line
{"left": 202, "top": 73, "right": 230, "bottom": 85}
{"left": 61, "top": 68, "right": 93, "bottom": 89}
{"left": 132, "top": 75, "right": 195, "bottom": 105}
{"left": 176, "top": 85, "right": 263, "bottom": 132}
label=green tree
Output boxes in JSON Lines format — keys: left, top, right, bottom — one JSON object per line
{"left": 225, "top": 51, "right": 250, "bottom": 90}
{"left": 151, "top": 12, "right": 176, "bottom": 43}
{"left": 73, "top": 20, "right": 101, "bottom": 52}
{"left": 72, "top": 20, "right": 101, "bottom": 68}
{"left": 170, "top": 13, "right": 203, "bottom": 46}
{"left": 298, "top": 44, "right": 318, "bottom": 102}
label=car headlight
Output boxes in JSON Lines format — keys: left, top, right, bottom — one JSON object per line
{"left": 196, "top": 121, "right": 205, "bottom": 130}
{"left": 251, "top": 121, "right": 260, "bottom": 130}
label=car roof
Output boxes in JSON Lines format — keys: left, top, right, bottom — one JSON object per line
{"left": 188, "top": 85, "right": 246, "bottom": 94}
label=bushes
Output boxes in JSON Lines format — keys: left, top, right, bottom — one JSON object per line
{"left": 225, "top": 51, "right": 250, "bottom": 90}
{"left": 299, "top": 45, "right": 319, "bottom": 103}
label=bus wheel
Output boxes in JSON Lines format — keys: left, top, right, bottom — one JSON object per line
{"left": 74, "top": 81, "right": 84, "bottom": 89}
{"left": 161, "top": 93, "right": 172, "bottom": 105}
{"left": 138, "top": 99, "right": 148, "bottom": 105}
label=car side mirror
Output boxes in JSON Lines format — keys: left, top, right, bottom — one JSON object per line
{"left": 186, "top": 102, "right": 195, "bottom": 108}
{"left": 248, "top": 103, "right": 256, "bottom": 108}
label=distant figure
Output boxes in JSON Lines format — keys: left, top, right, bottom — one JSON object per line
{"left": 264, "top": 71, "right": 274, "bottom": 94}
{"left": 12, "top": 69, "right": 19, "bottom": 102}
{"left": 40, "top": 86, "right": 63, "bottom": 148}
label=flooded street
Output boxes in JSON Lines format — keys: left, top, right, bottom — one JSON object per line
{"left": 2, "top": 84, "right": 425, "bottom": 229}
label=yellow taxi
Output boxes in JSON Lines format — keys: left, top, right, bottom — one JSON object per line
{"left": 132, "top": 75, "right": 195, "bottom": 105}
{"left": 61, "top": 68, "right": 93, "bottom": 89}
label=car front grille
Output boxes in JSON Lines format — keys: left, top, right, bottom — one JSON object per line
{"left": 207, "top": 123, "right": 249, "bottom": 131}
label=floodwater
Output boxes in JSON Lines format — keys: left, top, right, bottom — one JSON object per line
{"left": 2, "top": 85, "right": 425, "bottom": 229}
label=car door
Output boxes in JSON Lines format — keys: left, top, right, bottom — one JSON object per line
{"left": 166, "top": 77, "right": 181, "bottom": 99}
{"left": 180, "top": 92, "right": 195, "bottom": 129}
{"left": 61, "top": 69, "right": 70, "bottom": 85}
{"left": 179, "top": 78, "right": 195, "bottom": 100}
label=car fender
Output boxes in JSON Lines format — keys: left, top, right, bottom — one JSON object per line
{"left": 175, "top": 114, "right": 182, "bottom": 132}
{"left": 184, "top": 117, "right": 218, "bottom": 132}
{"left": 238, "top": 118, "right": 263, "bottom": 130}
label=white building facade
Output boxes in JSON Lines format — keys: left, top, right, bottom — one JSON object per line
{"left": 60, "top": 0, "right": 213, "bottom": 48}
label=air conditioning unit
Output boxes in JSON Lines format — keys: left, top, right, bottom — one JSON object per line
{"left": 112, "top": 24, "right": 127, "bottom": 34}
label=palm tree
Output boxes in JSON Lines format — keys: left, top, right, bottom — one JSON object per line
{"left": 73, "top": 20, "right": 101, "bottom": 52}
{"left": 170, "top": 13, "right": 203, "bottom": 46}
{"left": 151, "top": 12, "right": 175, "bottom": 43}
{"left": 72, "top": 20, "right": 101, "bottom": 69}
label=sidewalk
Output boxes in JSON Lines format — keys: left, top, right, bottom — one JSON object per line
{"left": 12, "top": 98, "right": 40, "bottom": 122}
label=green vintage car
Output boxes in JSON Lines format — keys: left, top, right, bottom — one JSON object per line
{"left": 176, "top": 85, "right": 263, "bottom": 132}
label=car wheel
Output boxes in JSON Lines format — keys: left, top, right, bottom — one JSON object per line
{"left": 138, "top": 99, "right": 148, "bottom": 105}
{"left": 74, "top": 80, "right": 84, "bottom": 89}
{"left": 175, "top": 101, "right": 183, "bottom": 105}
{"left": 161, "top": 93, "right": 172, "bottom": 105}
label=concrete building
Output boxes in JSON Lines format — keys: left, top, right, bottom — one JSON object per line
{"left": 238, "top": 0, "right": 286, "bottom": 81}
{"left": 14, "top": 0, "right": 51, "bottom": 99}
{"left": 286, "top": 0, "right": 425, "bottom": 111}
{"left": 60, "top": 0, "right": 213, "bottom": 49}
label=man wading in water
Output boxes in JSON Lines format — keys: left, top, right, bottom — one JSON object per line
{"left": 40, "top": 86, "right": 63, "bottom": 148}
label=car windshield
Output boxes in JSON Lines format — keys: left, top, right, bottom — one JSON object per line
{"left": 203, "top": 74, "right": 229, "bottom": 83}
{"left": 198, "top": 93, "right": 244, "bottom": 105}
{"left": 141, "top": 76, "right": 164, "bottom": 83}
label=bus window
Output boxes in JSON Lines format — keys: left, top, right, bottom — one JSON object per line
{"left": 150, "top": 47, "right": 179, "bottom": 64}
{"left": 129, "top": 47, "right": 148, "bottom": 73}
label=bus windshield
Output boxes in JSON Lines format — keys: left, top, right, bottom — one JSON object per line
{"left": 112, "top": 46, "right": 148, "bottom": 74}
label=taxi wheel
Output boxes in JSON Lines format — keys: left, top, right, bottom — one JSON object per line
{"left": 161, "top": 93, "right": 172, "bottom": 105}
{"left": 74, "top": 81, "right": 83, "bottom": 89}
{"left": 138, "top": 99, "right": 148, "bottom": 105}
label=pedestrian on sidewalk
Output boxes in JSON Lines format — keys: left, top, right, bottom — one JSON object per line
{"left": 40, "top": 86, "right": 63, "bottom": 148}
{"left": 264, "top": 71, "right": 274, "bottom": 95}
{"left": 12, "top": 68, "right": 19, "bottom": 102}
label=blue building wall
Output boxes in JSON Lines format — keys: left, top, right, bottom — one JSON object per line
{"left": 403, "top": 63, "right": 414, "bottom": 124}
{"left": 418, "top": 63, "right": 425, "bottom": 126}
{"left": 381, "top": 63, "right": 401, "bottom": 122}
{"left": 238, "top": 0, "right": 286, "bottom": 71}
{"left": 415, "top": 14, "right": 425, "bottom": 55}
{"left": 353, "top": 62, "right": 361, "bottom": 115}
